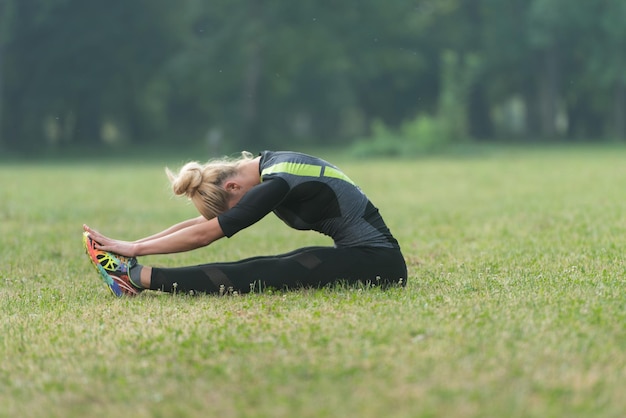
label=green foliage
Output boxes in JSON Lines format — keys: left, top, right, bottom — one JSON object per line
{"left": 350, "top": 50, "right": 480, "bottom": 157}
{"left": 350, "top": 115, "right": 449, "bottom": 157}
{"left": 1, "top": 0, "right": 626, "bottom": 153}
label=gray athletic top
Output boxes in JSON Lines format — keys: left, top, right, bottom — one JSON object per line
{"left": 217, "top": 151, "right": 400, "bottom": 249}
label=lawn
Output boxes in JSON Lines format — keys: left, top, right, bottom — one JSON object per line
{"left": 1, "top": 145, "right": 625, "bottom": 418}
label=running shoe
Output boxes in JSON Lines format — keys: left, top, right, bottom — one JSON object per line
{"left": 83, "top": 231, "right": 142, "bottom": 297}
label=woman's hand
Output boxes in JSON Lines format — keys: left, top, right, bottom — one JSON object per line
{"left": 83, "top": 224, "right": 137, "bottom": 257}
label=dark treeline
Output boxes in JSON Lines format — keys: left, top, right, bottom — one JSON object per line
{"left": 0, "top": 0, "right": 624, "bottom": 154}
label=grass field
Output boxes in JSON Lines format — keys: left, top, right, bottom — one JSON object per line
{"left": 1, "top": 145, "right": 626, "bottom": 418}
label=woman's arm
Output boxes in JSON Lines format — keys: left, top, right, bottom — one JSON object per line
{"left": 132, "top": 218, "right": 224, "bottom": 255}
{"left": 134, "top": 216, "right": 207, "bottom": 243}
{"left": 85, "top": 217, "right": 225, "bottom": 257}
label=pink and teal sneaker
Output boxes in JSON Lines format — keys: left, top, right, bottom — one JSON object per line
{"left": 83, "top": 231, "right": 142, "bottom": 297}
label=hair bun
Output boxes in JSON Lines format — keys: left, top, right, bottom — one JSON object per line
{"left": 168, "top": 162, "right": 204, "bottom": 197}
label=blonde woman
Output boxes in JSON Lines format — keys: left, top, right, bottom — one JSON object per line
{"left": 83, "top": 151, "right": 407, "bottom": 296}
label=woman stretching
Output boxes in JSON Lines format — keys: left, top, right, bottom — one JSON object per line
{"left": 83, "top": 151, "right": 407, "bottom": 296}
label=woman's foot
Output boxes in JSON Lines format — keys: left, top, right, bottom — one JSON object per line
{"left": 83, "top": 232, "right": 143, "bottom": 297}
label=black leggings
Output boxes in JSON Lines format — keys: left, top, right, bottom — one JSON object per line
{"left": 150, "top": 246, "right": 407, "bottom": 294}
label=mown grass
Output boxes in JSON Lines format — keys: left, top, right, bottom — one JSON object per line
{"left": 1, "top": 145, "right": 626, "bottom": 418}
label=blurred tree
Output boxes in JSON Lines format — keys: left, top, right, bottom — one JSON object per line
{"left": 0, "top": 0, "right": 16, "bottom": 150}
{"left": 588, "top": 0, "right": 626, "bottom": 139}
{"left": 1, "top": 0, "right": 624, "bottom": 154}
{"left": 162, "top": 0, "right": 434, "bottom": 150}
{"left": 2, "top": 0, "right": 182, "bottom": 152}
{"left": 528, "top": 0, "right": 626, "bottom": 140}
{"left": 527, "top": 0, "right": 568, "bottom": 139}
{"left": 2, "top": 0, "right": 56, "bottom": 152}
{"left": 426, "top": 0, "right": 494, "bottom": 140}
{"left": 473, "top": 0, "right": 535, "bottom": 138}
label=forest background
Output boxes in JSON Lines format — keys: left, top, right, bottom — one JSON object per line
{"left": 1, "top": 0, "right": 625, "bottom": 156}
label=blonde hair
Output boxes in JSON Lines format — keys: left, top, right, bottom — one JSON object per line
{"left": 166, "top": 151, "right": 254, "bottom": 219}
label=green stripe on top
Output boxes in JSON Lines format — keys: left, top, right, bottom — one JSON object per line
{"left": 262, "top": 162, "right": 322, "bottom": 178}
{"left": 324, "top": 166, "right": 356, "bottom": 186}
{"left": 261, "top": 161, "right": 356, "bottom": 186}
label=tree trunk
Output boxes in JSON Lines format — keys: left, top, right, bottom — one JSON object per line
{"left": 241, "top": 0, "right": 263, "bottom": 147}
{"left": 523, "top": 80, "right": 540, "bottom": 140}
{"left": 614, "top": 78, "right": 626, "bottom": 140}
{"left": 71, "top": 96, "right": 101, "bottom": 146}
{"left": 468, "top": 79, "right": 493, "bottom": 140}
{"left": 0, "top": 44, "right": 4, "bottom": 150}
{"left": 242, "top": 40, "right": 261, "bottom": 145}
{"left": 537, "top": 48, "right": 559, "bottom": 139}
{"left": 567, "top": 94, "right": 604, "bottom": 139}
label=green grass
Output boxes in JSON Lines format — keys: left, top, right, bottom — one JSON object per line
{"left": 1, "top": 145, "right": 626, "bottom": 418}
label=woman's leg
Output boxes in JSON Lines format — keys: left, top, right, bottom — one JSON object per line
{"left": 147, "top": 247, "right": 407, "bottom": 294}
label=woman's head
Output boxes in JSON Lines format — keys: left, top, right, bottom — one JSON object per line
{"left": 166, "top": 151, "right": 254, "bottom": 219}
